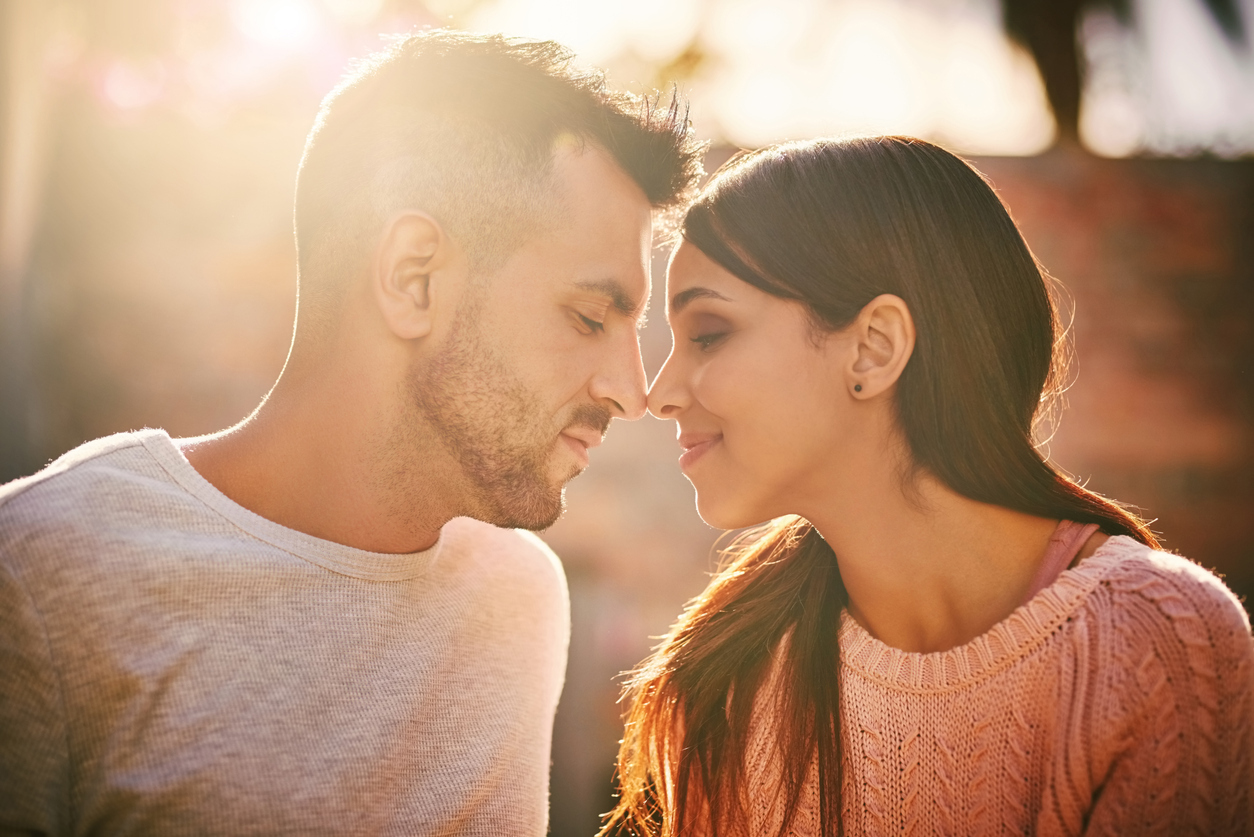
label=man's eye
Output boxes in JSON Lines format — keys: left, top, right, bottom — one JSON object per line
{"left": 577, "top": 313, "right": 605, "bottom": 333}
{"left": 690, "top": 333, "right": 727, "bottom": 351}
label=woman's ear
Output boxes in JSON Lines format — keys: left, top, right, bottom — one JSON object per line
{"left": 848, "top": 294, "right": 916, "bottom": 398}
{"left": 371, "top": 211, "right": 464, "bottom": 340}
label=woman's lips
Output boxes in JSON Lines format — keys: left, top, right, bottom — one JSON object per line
{"left": 679, "top": 436, "right": 720, "bottom": 471}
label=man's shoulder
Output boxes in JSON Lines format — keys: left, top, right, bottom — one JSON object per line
{"left": 443, "top": 517, "right": 562, "bottom": 569}
{"left": 440, "top": 519, "right": 570, "bottom": 683}
{"left": 441, "top": 518, "right": 568, "bottom": 597}
{"left": 0, "top": 430, "right": 186, "bottom": 559}
{"left": 0, "top": 430, "right": 170, "bottom": 510}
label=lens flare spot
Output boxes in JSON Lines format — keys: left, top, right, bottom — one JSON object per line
{"left": 230, "top": 0, "right": 321, "bottom": 50}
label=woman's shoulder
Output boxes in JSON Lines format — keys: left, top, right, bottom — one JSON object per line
{"left": 1077, "top": 537, "right": 1254, "bottom": 828}
{"left": 1079, "top": 535, "right": 1252, "bottom": 661}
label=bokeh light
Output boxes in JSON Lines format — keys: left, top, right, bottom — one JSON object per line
{"left": 446, "top": 0, "right": 1254, "bottom": 155}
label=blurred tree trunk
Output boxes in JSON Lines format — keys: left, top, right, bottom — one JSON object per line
{"left": 1001, "top": 0, "right": 1086, "bottom": 145}
{"left": 1000, "top": 0, "right": 1245, "bottom": 148}
{"left": 0, "top": 0, "right": 69, "bottom": 480}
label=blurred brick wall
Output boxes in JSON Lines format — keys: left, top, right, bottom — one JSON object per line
{"left": 978, "top": 152, "right": 1254, "bottom": 603}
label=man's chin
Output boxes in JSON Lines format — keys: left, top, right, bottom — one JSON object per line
{"left": 557, "top": 461, "right": 586, "bottom": 487}
{"left": 498, "top": 500, "right": 564, "bottom": 532}
{"left": 476, "top": 482, "right": 566, "bottom": 532}
{"left": 524, "top": 503, "right": 564, "bottom": 532}
{"left": 529, "top": 480, "right": 569, "bottom": 531}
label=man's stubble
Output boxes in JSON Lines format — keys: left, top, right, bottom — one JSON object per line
{"left": 405, "top": 289, "right": 609, "bottom": 531}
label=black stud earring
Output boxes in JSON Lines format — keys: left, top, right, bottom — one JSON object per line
{"left": 854, "top": 384, "right": 862, "bottom": 392}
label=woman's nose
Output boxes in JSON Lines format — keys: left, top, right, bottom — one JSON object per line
{"left": 647, "top": 349, "right": 687, "bottom": 419}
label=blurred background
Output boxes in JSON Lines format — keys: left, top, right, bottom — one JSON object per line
{"left": 0, "top": 0, "right": 1251, "bottom": 832}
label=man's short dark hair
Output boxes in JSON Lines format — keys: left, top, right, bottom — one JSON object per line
{"left": 294, "top": 29, "right": 705, "bottom": 318}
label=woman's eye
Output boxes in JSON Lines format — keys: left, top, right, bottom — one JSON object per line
{"left": 690, "top": 332, "right": 727, "bottom": 351}
{"left": 576, "top": 313, "right": 605, "bottom": 333}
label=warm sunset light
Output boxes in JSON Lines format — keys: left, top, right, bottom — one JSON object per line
{"left": 21, "top": 0, "right": 1251, "bottom": 155}
{"left": 458, "top": 0, "right": 1056, "bottom": 152}
{"left": 1, "top": 2, "right": 1251, "bottom": 835}
{"left": 449, "top": 0, "right": 1253, "bottom": 155}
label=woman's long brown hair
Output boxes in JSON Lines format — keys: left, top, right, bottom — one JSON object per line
{"left": 601, "top": 137, "right": 1159, "bottom": 837}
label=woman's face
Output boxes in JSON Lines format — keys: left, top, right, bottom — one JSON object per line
{"left": 648, "top": 241, "right": 858, "bottom": 529}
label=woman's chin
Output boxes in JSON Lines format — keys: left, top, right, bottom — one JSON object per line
{"left": 694, "top": 490, "right": 765, "bottom": 531}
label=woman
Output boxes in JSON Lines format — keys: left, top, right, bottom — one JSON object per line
{"left": 603, "top": 137, "right": 1253, "bottom": 836}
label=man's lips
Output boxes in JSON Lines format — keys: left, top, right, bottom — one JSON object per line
{"left": 559, "top": 426, "right": 604, "bottom": 469}
{"left": 678, "top": 433, "right": 721, "bottom": 470}
{"left": 561, "top": 426, "right": 605, "bottom": 451}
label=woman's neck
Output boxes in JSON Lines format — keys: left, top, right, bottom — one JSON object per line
{"left": 806, "top": 473, "right": 1059, "bottom": 654}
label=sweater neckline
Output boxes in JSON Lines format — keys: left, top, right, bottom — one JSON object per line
{"left": 837, "top": 536, "right": 1135, "bottom": 691}
{"left": 138, "top": 429, "right": 443, "bottom": 582}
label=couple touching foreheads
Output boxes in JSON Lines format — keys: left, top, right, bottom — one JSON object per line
{"left": 1, "top": 29, "right": 1250, "bottom": 837}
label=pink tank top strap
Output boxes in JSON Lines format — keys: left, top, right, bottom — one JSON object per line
{"left": 1021, "top": 520, "right": 1101, "bottom": 606}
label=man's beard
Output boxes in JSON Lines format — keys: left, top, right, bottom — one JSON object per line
{"left": 407, "top": 294, "right": 610, "bottom": 530}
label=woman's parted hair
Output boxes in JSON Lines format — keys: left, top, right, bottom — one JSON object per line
{"left": 603, "top": 136, "right": 1157, "bottom": 837}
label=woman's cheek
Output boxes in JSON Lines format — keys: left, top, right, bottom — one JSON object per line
{"left": 701, "top": 342, "right": 771, "bottom": 416}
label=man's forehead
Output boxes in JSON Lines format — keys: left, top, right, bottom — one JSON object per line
{"left": 550, "top": 142, "right": 650, "bottom": 213}
{"left": 533, "top": 142, "right": 653, "bottom": 324}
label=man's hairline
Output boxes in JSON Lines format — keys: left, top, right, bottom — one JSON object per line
{"left": 299, "top": 132, "right": 631, "bottom": 269}
{"left": 295, "top": 132, "right": 670, "bottom": 342}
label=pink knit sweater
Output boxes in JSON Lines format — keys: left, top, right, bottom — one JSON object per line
{"left": 742, "top": 536, "right": 1254, "bottom": 835}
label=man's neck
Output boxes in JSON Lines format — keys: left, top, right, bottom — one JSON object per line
{"left": 181, "top": 369, "right": 459, "bottom": 555}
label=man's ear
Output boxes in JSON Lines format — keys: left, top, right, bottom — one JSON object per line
{"left": 848, "top": 293, "right": 916, "bottom": 398}
{"left": 371, "top": 211, "right": 463, "bottom": 340}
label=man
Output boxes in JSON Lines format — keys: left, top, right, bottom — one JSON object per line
{"left": 0, "top": 31, "right": 702, "bottom": 835}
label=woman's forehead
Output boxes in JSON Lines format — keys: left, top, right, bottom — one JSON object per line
{"left": 666, "top": 241, "right": 736, "bottom": 291}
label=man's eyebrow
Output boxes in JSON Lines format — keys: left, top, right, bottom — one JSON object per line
{"left": 573, "top": 279, "right": 644, "bottom": 319}
{"left": 670, "top": 287, "right": 731, "bottom": 314}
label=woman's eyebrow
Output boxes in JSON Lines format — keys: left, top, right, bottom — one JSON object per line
{"left": 670, "top": 287, "right": 731, "bottom": 315}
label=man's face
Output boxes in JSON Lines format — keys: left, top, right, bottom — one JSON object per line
{"left": 410, "top": 144, "right": 653, "bottom": 530}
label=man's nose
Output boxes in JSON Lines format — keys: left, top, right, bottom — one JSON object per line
{"left": 590, "top": 333, "right": 648, "bottom": 420}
